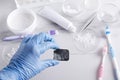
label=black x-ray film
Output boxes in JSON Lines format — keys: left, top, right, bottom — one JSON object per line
{"left": 53, "top": 49, "right": 69, "bottom": 61}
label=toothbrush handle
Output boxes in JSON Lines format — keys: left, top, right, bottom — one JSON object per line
{"left": 113, "top": 58, "right": 120, "bottom": 80}
{"left": 106, "top": 26, "right": 120, "bottom": 80}
{"left": 110, "top": 46, "right": 120, "bottom": 80}
{"left": 98, "top": 63, "right": 104, "bottom": 80}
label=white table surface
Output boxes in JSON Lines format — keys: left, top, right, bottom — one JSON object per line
{"left": 0, "top": 0, "right": 120, "bottom": 80}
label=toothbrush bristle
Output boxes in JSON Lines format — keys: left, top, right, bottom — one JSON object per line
{"left": 105, "top": 26, "right": 110, "bottom": 35}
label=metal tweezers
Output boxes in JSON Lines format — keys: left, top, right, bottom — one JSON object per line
{"left": 80, "top": 12, "right": 96, "bottom": 32}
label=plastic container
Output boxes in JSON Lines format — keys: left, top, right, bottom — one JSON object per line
{"left": 73, "top": 28, "right": 99, "bottom": 54}
{"left": 62, "top": 0, "right": 84, "bottom": 16}
{"left": 7, "top": 8, "right": 38, "bottom": 34}
{"left": 97, "top": 2, "right": 120, "bottom": 23}
{"left": 62, "top": 0, "right": 99, "bottom": 16}
{"left": 1, "top": 44, "right": 19, "bottom": 64}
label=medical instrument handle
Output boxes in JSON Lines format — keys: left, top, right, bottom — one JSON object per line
{"left": 80, "top": 13, "right": 96, "bottom": 31}
{"left": 2, "top": 35, "right": 24, "bottom": 41}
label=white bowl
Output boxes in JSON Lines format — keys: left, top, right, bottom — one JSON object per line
{"left": 7, "top": 8, "right": 37, "bottom": 34}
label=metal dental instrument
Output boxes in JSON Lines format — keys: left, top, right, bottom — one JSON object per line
{"left": 80, "top": 12, "right": 96, "bottom": 32}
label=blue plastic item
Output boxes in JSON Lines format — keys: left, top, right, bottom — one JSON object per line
{"left": 0, "top": 32, "right": 59, "bottom": 80}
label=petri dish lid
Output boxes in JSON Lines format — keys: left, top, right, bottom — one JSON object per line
{"left": 97, "top": 2, "right": 120, "bottom": 23}
{"left": 72, "top": 28, "right": 100, "bottom": 54}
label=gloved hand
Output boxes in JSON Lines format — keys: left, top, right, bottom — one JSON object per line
{"left": 0, "top": 32, "right": 59, "bottom": 80}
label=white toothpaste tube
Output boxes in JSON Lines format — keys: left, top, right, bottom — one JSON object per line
{"left": 38, "top": 7, "right": 76, "bottom": 33}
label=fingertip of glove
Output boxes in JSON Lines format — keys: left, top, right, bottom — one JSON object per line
{"left": 52, "top": 60, "right": 59, "bottom": 66}
{"left": 38, "top": 32, "right": 46, "bottom": 36}
{"left": 44, "top": 59, "right": 59, "bottom": 66}
{"left": 46, "top": 42, "right": 59, "bottom": 49}
{"left": 53, "top": 45, "right": 60, "bottom": 50}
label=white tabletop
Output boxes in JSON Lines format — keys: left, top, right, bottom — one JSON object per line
{"left": 0, "top": 0, "right": 120, "bottom": 80}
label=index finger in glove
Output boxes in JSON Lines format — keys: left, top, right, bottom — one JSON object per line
{"left": 35, "top": 41, "right": 59, "bottom": 56}
{"left": 35, "top": 33, "right": 55, "bottom": 44}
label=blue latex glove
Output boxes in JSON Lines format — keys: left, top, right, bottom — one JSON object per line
{"left": 0, "top": 32, "right": 59, "bottom": 80}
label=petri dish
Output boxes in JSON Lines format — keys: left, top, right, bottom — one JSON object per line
{"left": 84, "top": 0, "right": 99, "bottom": 10}
{"left": 62, "top": 0, "right": 99, "bottom": 17}
{"left": 73, "top": 28, "right": 99, "bottom": 54}
{"left": 1, "top": 43, "right": 19, "bottom": 64}
{"left": 97, "top": 3, "right": 120, "bottom": 23}
{"left": 62, "top": 0, "right": 85, "bottom": 16}
{"left": 7, "top": 8, "right": 38, "bottom": 34}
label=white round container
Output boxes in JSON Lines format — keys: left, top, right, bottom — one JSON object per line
{"left": 97, "top": 3, "right": 120, "bottom": 23}
{"left": 7, "top": 8, "right": 37, "bottom": 34}
{"left": 62, "top": 0, "right": 99, "bottom": 17}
